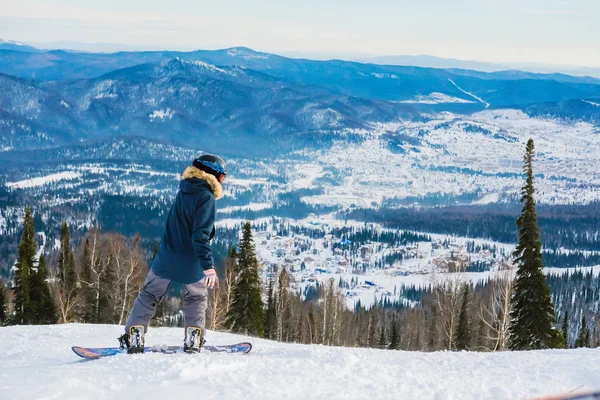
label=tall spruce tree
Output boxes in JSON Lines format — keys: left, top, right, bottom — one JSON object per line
{"left": 79, "top": 237, "right": 95, "bottom": 322}
{"left": 388, "top": 320, "right": 400, "bottom": 350}
{"left": 31, "top": 255, "right": 57, "bottom": 324}
{"left": 377, "top": 325, "right": 387, "bottom": 349}
{"left": 575, "top": 315, "right": 590, "bottom": 348}
{"left": 11, "top": 207, "right": 36, "bottom": 325}
{"left": 427, "top": 304, "right": 439, "bottom": 351}
{"left": 226, "top": 222, "right": 265, "bottom": 336}
{"left": 367, "top": 311, "right": 377, "bottom": 348}
{"left": 455, "top": 285, "right": 471, "bottom": 351}
{"left": 0, "top": 281, "right": 7, "bottom": 325}
{"left": 561, "top": 310, "right": 570, "bottom": 348}
{"left": 264, "top": 276, "right": 276, "bottom": 339}
{"left": 98, "top": 252, "right": 116, "bottom": 323}
{"left": 508, "top": 139, "right": 562, "bottom": 350}
{"left": 57, "top": 223, "right": 78, "bottom": 323}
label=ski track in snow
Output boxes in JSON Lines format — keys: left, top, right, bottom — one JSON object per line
{"left": 581, "top": 99, "right": 600, "bottom": 107}
{"left": 1, "top": 324, "right": 599, "bottom": 400}
{"left": 448, "top": 78, "right": 490, "bottom": 108}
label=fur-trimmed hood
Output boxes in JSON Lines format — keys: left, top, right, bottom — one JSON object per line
{"left": 181, "top": 166, "right": 223, "bottom": 199}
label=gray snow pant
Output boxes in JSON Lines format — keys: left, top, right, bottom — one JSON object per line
{"left": 124, "top": 269, "right": 208, "bottom": 334}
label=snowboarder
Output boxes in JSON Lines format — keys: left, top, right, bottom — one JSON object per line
{"left": 118, "top": 154, "right": 226, "bottom": 354}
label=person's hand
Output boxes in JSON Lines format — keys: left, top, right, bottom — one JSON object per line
{"left": 203, "top": 269, "right": 218, "bottom": 289}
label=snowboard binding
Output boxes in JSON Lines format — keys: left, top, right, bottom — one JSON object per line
{"left": 183, "top": 326, "right": 205, "bottom": 353}
{"left": 118, "top": 325, "right": 145, "bottom": 354}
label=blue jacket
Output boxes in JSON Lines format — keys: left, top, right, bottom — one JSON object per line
{"left": 151, "top": 167, "right": 223, "bottom": 284}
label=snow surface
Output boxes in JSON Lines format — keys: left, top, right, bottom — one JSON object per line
{"left": 0, "top": 324, "right": 599, "bottom": 400}
{"left": 219, "top": 202, "right": 273, "bottom": 214}
{"left": 177, "top": 58, "right": 237, "bottom": 76}
{"left": 294, "top": 109, "right": 600, "bottom": 207}
{"left": 149, "top": 108, "right": 175, "bottom": 121}
{"left": 9, "top": 108, "right": 599, "bottom": 207}
{"left": 6, "top": 171, "right": 82, "bottom": 189}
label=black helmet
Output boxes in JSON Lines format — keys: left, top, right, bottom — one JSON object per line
{"left": 192, "top": 154, "right": 227, "bottom": 177}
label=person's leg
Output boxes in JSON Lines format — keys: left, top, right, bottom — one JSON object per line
{"left": 182, "top": 279, "right": 208, "bottom": 330}
{"left": 124, "top": 269, "right": 171, "bottom": 334}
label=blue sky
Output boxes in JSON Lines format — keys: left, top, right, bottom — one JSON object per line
{"left": 1, "top": 0, "right": 598, "bottom": 67}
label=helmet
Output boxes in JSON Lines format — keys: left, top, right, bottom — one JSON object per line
{"left": 192, "top": 154, "right": 227, "bottom": 177}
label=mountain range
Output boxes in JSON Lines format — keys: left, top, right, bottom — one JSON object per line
{"left": 1, "top": 42, "right": 599, "bottom": 157}
{"left": 1, "top": 40, "right": 600, "bottom": 282}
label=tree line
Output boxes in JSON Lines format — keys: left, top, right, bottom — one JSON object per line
{"left": 348, "top": 202, "right": 600, "bottom": 253}
{"left": 1, "top": 215, "right": 598, "bottom": 351}
{"left": 2, "top": 207, "right": 148, "bottom": 326}
{"left": 1, "top": 139, "right": 598, "bottom": 353}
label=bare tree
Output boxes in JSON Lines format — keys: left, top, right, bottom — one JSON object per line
{"left": 207, "top": 251, "right": 237, "bottom": 331}
{"left": 320, "top": 278, "right": 344, "bottom": 346}
{"left": 431, "top": 271, "right": 465, "bottom": 350}
{"left": 114, "top": 234, "right": 145, "bottom": 325}
{"left": 77, "top": 229, "right": 105, "bottom": 322}
{"left": 206, "top": 286, "right": 227, "bottom": 330}
{"left": 480, "top": 266, "right": 515, "bottom": 351}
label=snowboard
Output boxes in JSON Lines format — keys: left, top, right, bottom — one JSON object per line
{"left": 72, "top": 342, "right": 252, "bottom": 360}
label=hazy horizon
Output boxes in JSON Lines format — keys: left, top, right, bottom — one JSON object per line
{"left": 1, "top": 0, "right": 598, "bottom": 69}
{"left": 3, "top": 37, "right": 600, "bottom": 79}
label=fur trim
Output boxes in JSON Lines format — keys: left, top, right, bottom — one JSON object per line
{"left": 181, "top": 166, "right": 223, "bottom": 199}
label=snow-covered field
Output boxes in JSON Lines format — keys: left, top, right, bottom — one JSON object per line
{"left": 6, "top": 171, "right": 83, "bottom": 189}
{"left": 1, "top": 324, "right": 599, "bottom": 400}
{"left": 298, "top": 109, "right": 600, "bottom": 207}
{"left": 5, "top": 109, "right": 600, "bottom": 208}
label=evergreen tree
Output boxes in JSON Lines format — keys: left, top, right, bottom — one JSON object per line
{"left": 508, "top": 139, "right": 562, "bottom": 350}
{"left": 57, "top": 223, "right": 78, "bottom": 323}
{"left": 575, "top": 315, "right": 590, "bottom": 348}
{"left": 264, "top": 276, "right": 276, "bottom": 340}
{"left": 11, "top": 207, "right": 36, "bottom": 325}
{"left": 367, "top": 311, "right": 377, "bottom": 348}
{"left": 58, "top": 223, "right": 77, "bottom": 288}
{"left": 30, "top": 255, "right": 57, "bottom": 324}
{"left": 388, "top": 320, "right": 400, "bottom": 350}
{"left": 98, "top": 253, "right": 116, "bottom": 323}
{"left": 561, "top": 310, "right": 570, "bottom": 348}
{"left": 377, "top": 325, "right": 387, "bottom": 349}
{"left": 0, "top": 281, "right": 7, "bottom": 325}
{"left": 226, "top": 222, "right": 265, "bottom": 336}
{"left": 455, "top": 285, "right": 471, "bottom": 351}
{"left": 475, "top": 314, "right": 488, "bottom": 351}
{"left": 427, "top": 304, "right": 439, "bottom": 351}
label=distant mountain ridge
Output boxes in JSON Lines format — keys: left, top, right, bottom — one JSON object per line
{"left": 7, "top": 38, "right": 600, "bottom": 79}
{"left": 1, "top": 43, "right": 599, "bottom": 86}
{"left": 0, "top": 58, "right": 414, "bottom": 155}
{"left": 362, "top": 54, "right": 600, "bottom": 80}
{"left": 0, "top": 39, "right": 42, "bottom": 53}
{"left": 0, "top": 42, "right": 599, "bottom": 157}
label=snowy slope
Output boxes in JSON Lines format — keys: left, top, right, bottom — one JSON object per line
{"left": 1, "top": 324, "right": 599, "bottom": 400}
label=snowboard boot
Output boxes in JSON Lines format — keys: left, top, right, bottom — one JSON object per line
{"left": 118, "top": 325, "right": 145, "bottom": 354}
{"left": 183, "top": 326, "right": 205, "bottom": 353}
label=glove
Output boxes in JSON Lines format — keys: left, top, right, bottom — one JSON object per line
{"left": 203, "top": 269, "right": 218, "bottom": 289}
